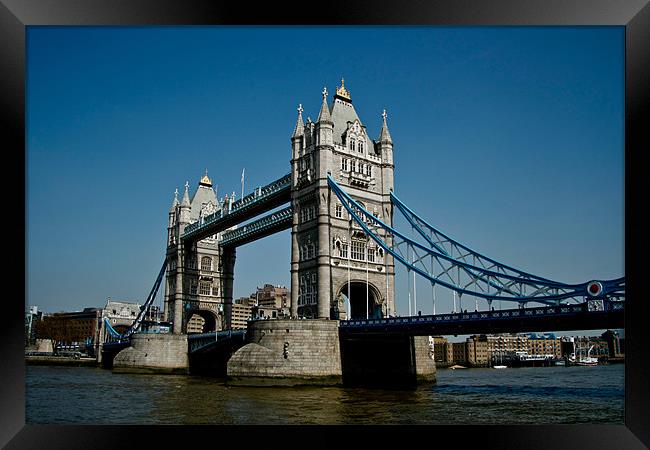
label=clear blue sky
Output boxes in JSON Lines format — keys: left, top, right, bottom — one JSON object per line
{"left": 27, "top": 26, "right": 624, "bottom": 332}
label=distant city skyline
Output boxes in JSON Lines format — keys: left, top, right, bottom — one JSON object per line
{"left": 27, "top": 26, "right": 624, "bottom": 335}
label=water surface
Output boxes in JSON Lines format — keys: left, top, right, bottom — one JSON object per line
{"left": 26, "top": 364, "right": 624, "bottom": 424}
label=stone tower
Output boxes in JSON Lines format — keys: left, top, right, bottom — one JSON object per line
{"left": 290, "top": 80, "right": 396, "bottom": 320}
{"left": 164, "top": 171, "right": 233, "bottom": 333}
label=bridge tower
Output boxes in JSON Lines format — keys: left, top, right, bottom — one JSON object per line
{"left": 290, "top": 80, "right": 396, "bottom": 320}
{"left": 164, "top": 172, "right": 231, "bottom": 334}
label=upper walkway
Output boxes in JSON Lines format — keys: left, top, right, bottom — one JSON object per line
{"left": 181, "top": 173, "right": 291, "bottom": 243}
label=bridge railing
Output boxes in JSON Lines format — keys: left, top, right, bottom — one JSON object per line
{"left": 339, "top": 299, "right": 623, "bottom": 329}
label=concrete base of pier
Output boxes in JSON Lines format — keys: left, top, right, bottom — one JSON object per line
{"left": 113, "top": 333, "right": 189, "bottom": 374}
{"left": 227, "top": 319, "right": 342, "bottom": 386}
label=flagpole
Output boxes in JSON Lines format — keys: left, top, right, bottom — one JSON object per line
{"left": 241, "top": 168, "right": 245, "bottom": 200}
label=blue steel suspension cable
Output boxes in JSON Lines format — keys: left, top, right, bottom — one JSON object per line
{"left": 327, "top": 175, "right": 624, "bottom": 303}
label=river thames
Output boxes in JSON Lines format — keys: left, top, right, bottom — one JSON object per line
{"left": 26, "top": 363, "right": 623, "bottom": 425}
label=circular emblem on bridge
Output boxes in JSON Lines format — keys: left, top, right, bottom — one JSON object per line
{"left": 587, "top": 281, "right": 603, "bottom": 297}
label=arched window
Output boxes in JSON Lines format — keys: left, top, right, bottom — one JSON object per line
{"left": 349, "top": 138, "right": 355, "bottom": 150}
{"left": 200, "top": 256, "right": 212, "bottom": 271}
{"left": 358, "top": 141, "right": 364, "bottom": 153}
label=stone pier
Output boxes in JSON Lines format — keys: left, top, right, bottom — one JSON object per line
{"left": 226, "top": 318, "right": 436, "bottom": 388}
{"left": 227, "top": 319, "right": 342, "bottom": 386}
{"left": 113, "top": 333, "right": 189, "bottom": 374}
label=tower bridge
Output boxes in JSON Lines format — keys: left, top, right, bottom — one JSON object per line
{"left": 103, "top": 79, "right": 624, "bottom": 387}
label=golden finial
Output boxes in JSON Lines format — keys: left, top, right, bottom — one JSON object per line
{"left": 200, "top": 169, "right": 212, "bottom": 186}
{"left": 335, "top": 77, "right": 351, "bottom": 101}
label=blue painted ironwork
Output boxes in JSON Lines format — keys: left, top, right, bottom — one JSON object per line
{"left": 327, "top": 175, "right": 625, "bottom": 305}
{"left": 188, "top": 329, "right": 247, "bottom": 354}
{"left": 104, "top": 258, "right": 168, "bottom": 342}
{"left": 339, "top": 299, "right": 624, "bottom": 335}
{"left": 182, "top": 173, "right": 291, "bottom": 241}
{"left": 220, "top": 206, "right": 293, "bottom": 247}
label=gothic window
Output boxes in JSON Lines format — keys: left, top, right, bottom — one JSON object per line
{"left": 351, "top": 160, "right": 356, "bottom": 173}
{"left": 201, "top": 256, "right": 212, "bottom": 271}
{"left": 300, "top": 205, "right": 316, "bottom": 223}
{"left": 335, "top": 204, "right": 343, "bottom": 218}
{"left": 199, "top": 281, "right": 211, "bottom": 296}
{"left": 340, "top": 242, "right": 348, "bottom": 258}
{"left": 190, "top": 279, "right": 198, "bottom": 295}
{"left": 358, "top": 141, "right": 364, "bottom": 153}
{"left": 367, "top": 247, "right": 375, "bottom": 263}
{"left": 366, "top": 164, "right": 372, "bottom": 177}
{"left": 299, "top": 275, "right": 306, "bottom": 306}
{"left": 349, "top": 138, "right": 355, "bottom": 151}
{"left": 359, "top": 162, "right": 364, "bottom": 174}
{"left": 351, "top": 240, "right": 366, "bottom": 261}
{"left": 341, "top": 158, "right": 348, "bottom": 171}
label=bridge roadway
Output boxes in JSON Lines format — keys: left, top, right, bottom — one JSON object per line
{"left": 339, "top": 300, "right": 624, "bottom": 336}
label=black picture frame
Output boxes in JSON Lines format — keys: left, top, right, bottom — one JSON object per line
{"left": 2, "top": 0, "right": 648, "bottom": 448}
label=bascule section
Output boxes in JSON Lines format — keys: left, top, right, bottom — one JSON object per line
{"left": 290, "top": 79, "right": 396, "bottom": 322}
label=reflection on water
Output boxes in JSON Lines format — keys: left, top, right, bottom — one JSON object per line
{"left": 26, "top": 364, "right": 624, "bottom": 425}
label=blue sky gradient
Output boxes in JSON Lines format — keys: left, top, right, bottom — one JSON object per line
{"left": 27, "top": 26, "right": 624, "bottom": 325}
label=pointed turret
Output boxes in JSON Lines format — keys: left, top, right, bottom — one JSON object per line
{"left": 292, "top": 104, "right": 305, "bottom": 138}
{"left": 168, "top": 188, "right": 179, "bottom": 243}
{"left": 178, "top": 181, "right": 191, "bottom": 224}
{"left": 378, "top": 109, "right": 394, "bottom": 195}
{"left": 379, "top": 109, "right": 393, "bottom": 144}
{"left": 291, "top": 104, "right": 305, "bottom": 162}
{"left": 316, "top": 86, "right": 333, "bottom": 147}
{"left": 169, "top": 188, "right": 179, "bottom": 213}
{"left": 181, "top": 181, "right": 191, "bottom": 206}
{"left": 317, "top": 87, "right": 332, "bottom": 124}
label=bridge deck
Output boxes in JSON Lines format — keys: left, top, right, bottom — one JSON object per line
{"left": 339, "top": 301, "right": 624, "bottom": 336}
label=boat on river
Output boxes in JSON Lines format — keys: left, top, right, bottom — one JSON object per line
{"left": 569, "top": 344, "right": 599, "bottom": 366}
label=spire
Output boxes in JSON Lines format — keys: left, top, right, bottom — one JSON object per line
{"left": 292, "top": 103, "right": 304, "bottom": 138}
{"left": 317, "top": 86, "right": 332, "bottom": 123}
{"left": 181, "top": 181, "right": 191, "bottom": 207}
{"left": 169, "top": 188, "right": 179, "bottom": 212}
{"left": 379, "top": 109, "right": 392, "bottom": 144}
